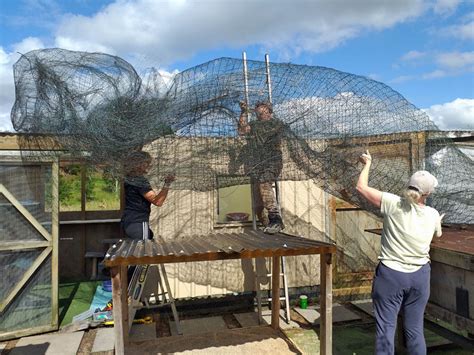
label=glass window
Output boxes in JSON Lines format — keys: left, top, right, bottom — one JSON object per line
{"left": 85, "top": 167, "right": 120, "bottom": 211}
{"left": 59, "top": 163, "right": 82, "bottom": 212}
{"left": 216, "top": 177, "right": 253, "bottom": 223}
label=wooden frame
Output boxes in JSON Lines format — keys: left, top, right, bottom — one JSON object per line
{"left": 0, "top": 156, "right": 59, "bottom": 341}
{"left": 107, "top": 242, "right": 335, "bottom": 355}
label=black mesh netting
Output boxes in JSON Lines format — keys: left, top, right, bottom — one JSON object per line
{"left": 11, "top": 48, "right": 474, "bottom": 223}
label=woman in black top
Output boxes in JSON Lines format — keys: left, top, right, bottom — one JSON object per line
{"left": 121, "top": 151, "right": 174, "bottom": 240}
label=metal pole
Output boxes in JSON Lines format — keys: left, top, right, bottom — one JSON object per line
{"left": 264, "top": 54, "right": 280, "bottom": 204}
{"left": 265, "top": 54, "right": 273, "bottom": 104}
{"left": 242, "top": 51, "right": 257, "bottom": 231}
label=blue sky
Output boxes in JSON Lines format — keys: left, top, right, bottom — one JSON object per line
{"left": 0, "top": 0, "right": 472, "bottom": 131}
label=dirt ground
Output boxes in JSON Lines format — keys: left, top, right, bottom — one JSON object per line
{"left": 127, "top": 326, "right": 300, "bottom": 354}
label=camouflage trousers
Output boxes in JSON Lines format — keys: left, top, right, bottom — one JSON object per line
{"left": 252, "top": 181, "right": 280, "bottom": 226}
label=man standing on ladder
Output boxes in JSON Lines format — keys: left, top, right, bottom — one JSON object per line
{"left": 238, "top": 100, "right": 285, "bottom": 234}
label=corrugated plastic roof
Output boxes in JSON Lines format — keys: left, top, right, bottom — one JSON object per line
{"left": 104, "top": 229, "right": 336, "bottom": 266}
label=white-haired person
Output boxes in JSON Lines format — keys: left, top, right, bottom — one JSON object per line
{"left": 357, "top": 150, "right": 444, "bottom": 355}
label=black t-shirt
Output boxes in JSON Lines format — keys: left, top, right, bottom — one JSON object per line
{"left": 121, "top": 176, "right": 153, "bottom": 227}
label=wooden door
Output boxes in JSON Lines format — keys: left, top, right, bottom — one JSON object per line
{"left": 0, "top": 158, "right": 59, "bottom": 341}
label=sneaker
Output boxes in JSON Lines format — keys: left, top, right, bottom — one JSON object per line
{"left": 264, "top": 213, "right": 284, "bottom": 234}
{"left": 263, "top": 223, "right": 283, "bottom": 234}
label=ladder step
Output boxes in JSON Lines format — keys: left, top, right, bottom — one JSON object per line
{"left": 265, "top": 297, "right": 287, "bottom": 301}
{"left": 256, "top": 273, "right": 286, "bottom": 278}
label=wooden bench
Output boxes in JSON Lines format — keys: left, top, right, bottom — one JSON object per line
{"left": 85, "top": 251, "right": 105, "bottom": 280}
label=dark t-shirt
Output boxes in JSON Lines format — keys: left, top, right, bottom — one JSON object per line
{"left": 121, "top": 176, "right": 153, "bottom": 227}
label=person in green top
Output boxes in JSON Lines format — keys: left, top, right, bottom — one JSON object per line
{"left": 357, "top": 150, "right": 444, "bottom": 355}
{"left": 238, "top": 101, "right": 285, "bottom": 234}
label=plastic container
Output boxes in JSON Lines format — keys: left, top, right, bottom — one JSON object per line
{"left": 299, "top": 295, "right": 308, "bottom": 309}
{"left": 102, "top": 279, "right": 112, "bottom": 292}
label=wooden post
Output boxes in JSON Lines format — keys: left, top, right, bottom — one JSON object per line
{"left": 320, "top": 253, "right": 333, "bottom": 355}
{"left": 51, "top": 158, "right": 59, "bottom": 328}
{"left": 111, "top": 265, "right": 128, "bottom": 355}
{"left": 271, "top": 255, "right": 281, "bottom": 329}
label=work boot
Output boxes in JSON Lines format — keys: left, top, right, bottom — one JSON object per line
{"left": 264, "top": 213, "right": 284, "bottom": 234}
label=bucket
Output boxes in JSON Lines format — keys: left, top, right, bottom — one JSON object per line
{"left": 299, "top": 295, "right": 308, "bottom": 309}
{"left": 102, "top": 280, "right": 112, "bottom": 292}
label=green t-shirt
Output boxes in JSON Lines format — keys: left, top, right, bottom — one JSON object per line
{"left": 379, "top": 192, "right": 442, "bottom": 272}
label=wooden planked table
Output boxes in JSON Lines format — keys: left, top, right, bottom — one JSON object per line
{"left": 104, "top": 230, "right": 337, "bottom": 355}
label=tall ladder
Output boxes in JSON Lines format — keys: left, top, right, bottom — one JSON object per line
{"left": 128, "top": 263, "right": 182, "bottom": 334}
{"left": 242, "top": 51, "right": 291, "bottom": 325}
{"left": 255, "top": 179, "right": 290, "bottom": 324}
{"left": 255, "top": 256, "right": 291, "bottom": 324}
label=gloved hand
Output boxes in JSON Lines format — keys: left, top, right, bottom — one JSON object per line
{"left": 359, "top": 150, "right": 372, "bottom": 165}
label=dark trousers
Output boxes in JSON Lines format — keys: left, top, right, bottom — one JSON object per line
{"left": 123, "top": 221, "right": 154, "bottom": 282}
{"left": 372, "top": 262, "right": 431, "bottom": 355}
{"left": 123, "top": 221, "right": 154, "bottom": 240}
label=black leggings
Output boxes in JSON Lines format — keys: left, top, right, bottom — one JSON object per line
{"left": 123, "top": 221, "right": 154, "bottom": 240}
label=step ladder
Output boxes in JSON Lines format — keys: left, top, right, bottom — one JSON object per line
{"left": 255, "top": 255, "right": 291, "bottom": 324}
{"left": 128, "top": 263, "right": 182, "bottom": 334}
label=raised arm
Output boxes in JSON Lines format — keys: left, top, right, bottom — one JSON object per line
{"left": 143, "top": 175, "right": 175, "bottom": 207}
{"left": 238, "top": 101, "right": 251, "bottom": 135}
{"left": 356, "top": 150, "right": 382, "bottom": 208}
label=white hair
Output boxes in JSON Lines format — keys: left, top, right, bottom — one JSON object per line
{"left": 401, "top": 188, "right": 422, "bottom": 210}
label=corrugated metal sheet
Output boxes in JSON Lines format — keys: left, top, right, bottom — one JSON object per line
{"left": 431, "top": 224, "right": 474, "bottom": 255}
{"left": 104, "top": 229, "right": 335, "bottom": 266}
{"left": 366, "top": 225, "right": 474, "bottom": 256}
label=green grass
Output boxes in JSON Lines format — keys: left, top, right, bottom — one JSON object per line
{"left": 59, "top": 171, "right": 120, "bottom": 211}
{"left": 59, "top": 281, "right": 99, "bottom": 327}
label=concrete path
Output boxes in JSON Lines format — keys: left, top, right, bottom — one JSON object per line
{"left": 170, "top": 316, "right": 227, "bottom": 336}
{"left": 294, "top": 303, "right": 361, "bottom": 325}
{"left": 9, "top": 331, "right": 84, "bottom": 355}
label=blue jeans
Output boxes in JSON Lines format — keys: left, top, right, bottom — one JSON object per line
{"left": 372, "top": 262, "right": 430, "bottom": 355}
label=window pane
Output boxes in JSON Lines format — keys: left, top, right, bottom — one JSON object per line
{"left": 59, "top": 163, "right": 82, "bottom": 212}
{"left": 85, "top": 167, "right": 120, "bottom": 211}
{"left": 217, "top": 184, "right": 252, "bottom": 223}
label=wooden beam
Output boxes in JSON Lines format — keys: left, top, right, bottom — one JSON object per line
{"left": 0, "top": 241, "right": 51, "bottom": 251}
{"left": 51, "top": 159, "right": 59, "bottom": 328}
{"left": 0, "top": 183, "right": 52, "bottom": 241}
{"left": 111, "top": 265, "right": 129, "bottom": 355}
{"left": 271, "top": 255, "right": 280, "bottom": 329}
{"left": 0, "top": 324, "right": 57, "bottom": 342}
{"left": 426, "top": 302, "right": 474, "bottom": 334}
{"left": 0, "top": 247, "right": 52, "bottom": 312}
{"left": 320, "top": 253, "right": 333, "bottom": 355}
{"left": 104, "top": 245, "right": 337, "bottom": 267}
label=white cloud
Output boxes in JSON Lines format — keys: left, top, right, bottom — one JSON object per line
{"left": 0, "top": 37, "right": 45, "bottom": 132}
{"left": 436, "top": 51, "right": 474, "bottom": 70}
{"left": 444, "top": 21, "right": 474, "bottom": 41}
{"left": 53, "top": 0, "right": 426, "bottom": 64}
{"left": 401, "top": 50, "right": 427, "bottom": 61}
{"left": 423, "top": 98, "right": 474, "bottom": 130}
{"left": 433, "top": 0, "right": 461, "bottom": 15}
{"left": 422, "top": 69, "right": 447, "bottom": 79}
{"left": 390, "top": 75, "right": 415, "bottom": 83}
